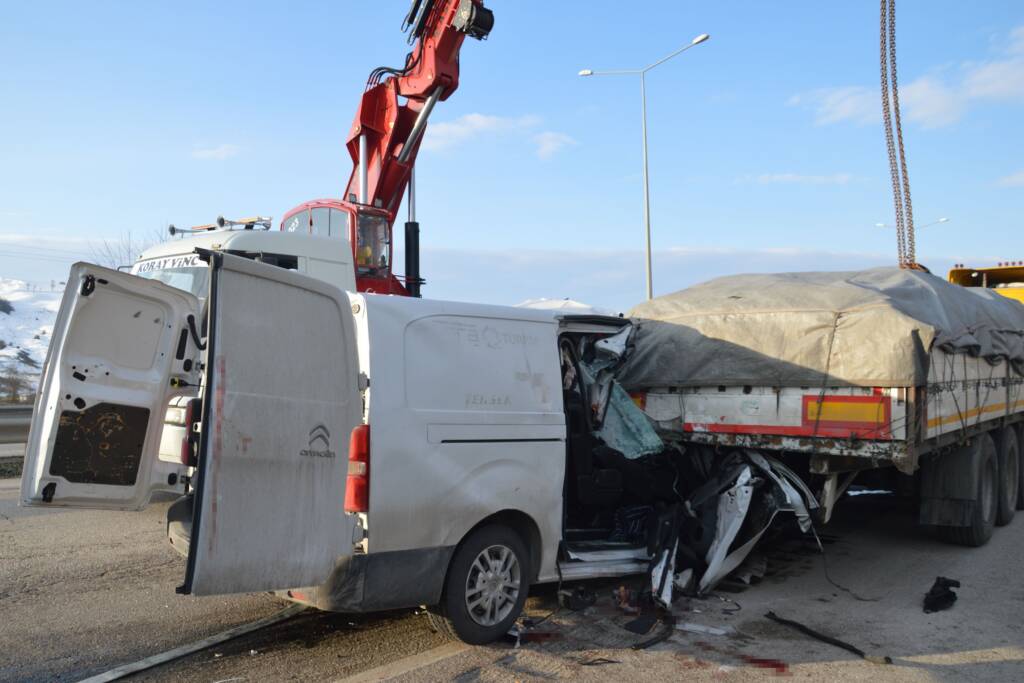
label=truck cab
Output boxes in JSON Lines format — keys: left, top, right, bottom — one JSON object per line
{"left": 129, "top": 227, "right": 357, "bottom": 465}
{"left": 280, "top": 200, "right": 409, "bottom": 296}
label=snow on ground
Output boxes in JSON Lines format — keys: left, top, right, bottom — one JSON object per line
{"left": 0, "top": 278, "right": 62, "bottom": 385}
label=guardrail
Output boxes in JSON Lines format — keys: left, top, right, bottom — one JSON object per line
{"left": 0, "top": 405, "right": 32, "bottom": 445}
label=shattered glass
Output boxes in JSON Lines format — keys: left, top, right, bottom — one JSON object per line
{"left": 595, "top": 382, "right": 663, "bottom": 460}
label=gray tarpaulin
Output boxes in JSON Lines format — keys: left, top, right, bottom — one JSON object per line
{"left": 618, "top": 267, "right": 1024, "bottom": 389}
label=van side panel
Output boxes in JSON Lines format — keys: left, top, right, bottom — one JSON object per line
{"left": 364, "top": 298, "right": 566, "bottom": 586}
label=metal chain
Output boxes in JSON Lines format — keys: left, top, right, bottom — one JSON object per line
{"left": 880, "top": 0, "right": 915, "bottom": 268}
{"left": 880, "top": 0, "right": 905, "bottom": 266}
{"left": 888, "top": 0, "right": 916, "bottom": 264}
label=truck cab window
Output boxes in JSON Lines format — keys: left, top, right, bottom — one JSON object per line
{"left": 283, "top": 209, "right": 310, "bottom": 233}
{"left": 311, "top": 208, "right": 331, "bottom": 236}
{"left": 355, "top": 214, "right": 389, "bottom": 275}
{"left": 329, "top": 208, "right": 350, "bottom": 237}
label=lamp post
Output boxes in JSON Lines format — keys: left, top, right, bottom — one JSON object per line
{"left": 580, "top": 33, "right": 710, "bottom": 300}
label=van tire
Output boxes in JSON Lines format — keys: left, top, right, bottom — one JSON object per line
{"left": 938, "top": 434, "right": 998, "bottom": 547}
{"left": 427, "top": 525, "right": 530, "bottom": 645}
{"left": 996, "top": 427, "right": 1019, "bottom": 525}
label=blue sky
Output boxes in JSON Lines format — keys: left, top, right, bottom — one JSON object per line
{"left": 2, "top": 1, "right": 1023, "bottom": 310}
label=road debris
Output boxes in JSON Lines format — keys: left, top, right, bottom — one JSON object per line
{"left": 765, "top": 611, "right": 892, "bottom": 664}
{"left": 558, "top": 585, "right": 596, "bottom": 611}
{"left": 624, "top": 614, "right": 658, "bottom": 635}
{"left": 923, "top": 576, "right": 961, "bottom": 613}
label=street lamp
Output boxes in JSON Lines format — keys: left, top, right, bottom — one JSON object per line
{"left": 580, "top": 33, "right": 710, "bottom": 300}
{"left": 876, "top": 217, "right": 950, "bottom": 229}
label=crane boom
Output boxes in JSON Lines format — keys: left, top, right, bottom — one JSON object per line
{"left": 281, "top": 1, "right": 493, "bottom": 297}
{"left": 344, "top": 0, "right": 492, "bottom": 216}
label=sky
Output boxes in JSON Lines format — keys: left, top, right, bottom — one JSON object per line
{"left": 1, "top": 1, "right": 1023, "bottom": 311}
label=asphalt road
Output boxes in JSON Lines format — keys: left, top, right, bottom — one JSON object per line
{"left": 2, "top": 472, "right": 1023, "bottom": 682}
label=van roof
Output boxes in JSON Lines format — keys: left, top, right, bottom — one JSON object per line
{"left": 136, "top": 230, "right": 353, "bottom": 265}
{"left": 359, "top": 291, "right": 626, "bottom": 326}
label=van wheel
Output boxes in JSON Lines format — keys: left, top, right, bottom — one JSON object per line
{"left": 427, "top": 525, "right": 529, "bottom": 645}
{"left": 996, "top": 427, "right": 1019, "bottom": 525}
{"left": 939, "top": 434, "right": 997, "bottom": 547}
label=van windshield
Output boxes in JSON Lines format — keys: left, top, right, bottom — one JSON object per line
{"left": 132, "top": 256, "right": 210, "bottom": 299}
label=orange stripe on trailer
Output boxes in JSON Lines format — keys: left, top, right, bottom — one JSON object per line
{"left": 926, "top": 400, "right": 1021, "bottom": 429}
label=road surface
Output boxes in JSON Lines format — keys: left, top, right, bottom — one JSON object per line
{"left": 2, "top": 473, "right": 1022, "bottom": 681}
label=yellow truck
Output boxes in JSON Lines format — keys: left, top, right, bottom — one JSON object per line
{"left": 949, "top": 262, "right": 1024, "bottom": 304}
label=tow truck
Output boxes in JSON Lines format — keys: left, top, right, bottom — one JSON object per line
{"left": 280, "top": 0, "right": 494, "bottom": 296}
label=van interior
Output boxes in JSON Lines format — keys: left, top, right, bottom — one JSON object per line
{"left": 557, "top": 327, "right": 698, "bottom": 579}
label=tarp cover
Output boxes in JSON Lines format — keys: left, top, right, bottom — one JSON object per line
{"left": 619, "top": 267, "right": 1024, "bottom": 389}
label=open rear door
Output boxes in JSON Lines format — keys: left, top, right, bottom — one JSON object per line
{"left": 21, "top": 264, "right": 202, "bottom": 510}
{"left": 183, "top": 253, "right": 361, "bottom": 596}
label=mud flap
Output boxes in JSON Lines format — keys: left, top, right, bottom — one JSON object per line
{"left": 919, "top": 443, "right": 979, "bottom": 527}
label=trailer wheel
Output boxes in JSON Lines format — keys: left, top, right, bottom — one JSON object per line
{"left": 939, "top": 434, "right": 997, "bottom": 547}
{"left": 427, "top": 525, "right": 530, "bottom": 644}
{"left": 996, "top": 427, "right": 1019, "bottom": 524}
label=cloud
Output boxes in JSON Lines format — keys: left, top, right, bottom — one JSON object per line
{"left": 787, "top": 87, "right": 877, "bottom": 125}
{"left": 422, "top": 114, "right": 539, "bottom": 152}
{"left": 191, "top": 144, "right": 240, "bottom": 160}
{"left": 790, "top": 24, "right": 1024, "bottom": 128}
{"left": 997, "top": 170, "right": 1024, "bottom": 187}
{"left": 962, "top": 58, "right": 1024, "bottom": 101}
{"left": 1008, "top": 25, "right": 1024, "bottom": 55}
{"left": 901, "top": 76, "right": 966, "bottom": 128}
{"left": 751, "top": 172, "right": 853, "bottom": 186}
{"left": 533, "top": 131, "right": 577, "bottom": 159}
{"left": 423, "top": 113, "right": 575, "bottom": 159}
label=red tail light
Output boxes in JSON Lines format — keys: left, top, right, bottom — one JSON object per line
{"left": 179, "top": 398, "right": 202, "bottom": 467}
{"left": 345, "top": 425, "right": 370, "bottom": 513}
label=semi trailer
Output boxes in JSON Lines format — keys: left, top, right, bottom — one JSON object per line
{"left": 621, "top": 268, "right": 1024, "bottom": 545}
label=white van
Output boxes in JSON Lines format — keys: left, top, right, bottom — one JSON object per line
{"left": 129, "top": 229, "right": 357, "bottom": 465}
{"left": 22, "top": 253, "right": 651, "bottom": 644}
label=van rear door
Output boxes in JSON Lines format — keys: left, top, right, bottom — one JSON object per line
{"left": 182, "top": 253, "right": 361, "bottom": 596}
{"left": 21, "top": 264, "right": 201, "bottom": 510}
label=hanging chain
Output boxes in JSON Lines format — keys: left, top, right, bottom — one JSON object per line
{"left": 880, "top": 0, "right": 915, "bottom": 268}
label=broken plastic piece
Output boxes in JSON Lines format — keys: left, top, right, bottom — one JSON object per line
{"left": 699, "top": 467, "right": 754, "bottom": 593}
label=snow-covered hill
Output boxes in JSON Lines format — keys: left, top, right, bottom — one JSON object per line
{"left": 0, "top": 279, "right": 62, "bottom": 387}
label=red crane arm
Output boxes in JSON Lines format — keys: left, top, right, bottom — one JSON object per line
{"left": 343, "top": 0, "right": 493, "bottom": 219}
